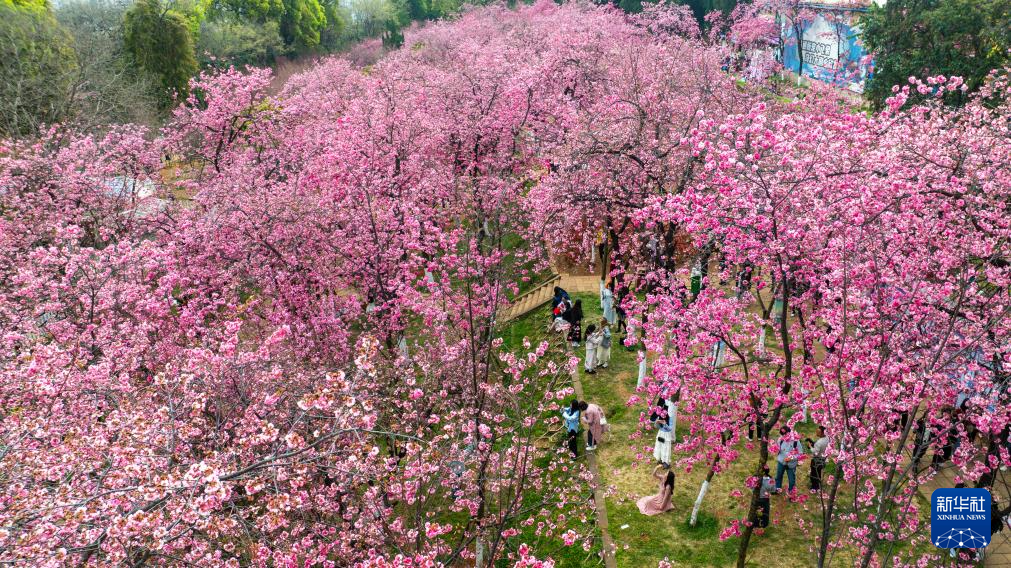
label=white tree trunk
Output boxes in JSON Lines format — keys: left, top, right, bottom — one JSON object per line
{"left": 637, "top": 352, "right": 647, "bottom": 389}
{"left": 757, "top": 326, "right": 767, "bottom": 356}
{"left": 690, "top": 479, "right": 710, "bottom": 526}
{"left": 669, "top": 402, "right": 678, "bottom": 442}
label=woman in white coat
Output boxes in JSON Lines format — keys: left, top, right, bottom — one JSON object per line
{"left": 601, "top": 282, "right": 616, "bottom": 325}
{"left": 584, "top": 324, "right": 602, "bottom": 374}
{"left": 652, "top": 397, "right": 674, "bottom": 466}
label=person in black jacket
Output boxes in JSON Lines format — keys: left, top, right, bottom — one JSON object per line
{"left": 551, "top": 286, "right": 570, "bottom": 315}
{"left": 565, "top": 299, "right": 583, "bottom": 346}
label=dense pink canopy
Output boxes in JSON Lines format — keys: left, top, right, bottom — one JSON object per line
{"left": 1, "top": 1, "right": 1009, "bottom": 567}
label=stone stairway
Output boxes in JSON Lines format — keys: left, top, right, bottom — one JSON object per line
{"left": 499, "top": 273, "right": 604, "bottom": 322}
{"left": 499, "top": 274, "right": 562, "bottom": 322}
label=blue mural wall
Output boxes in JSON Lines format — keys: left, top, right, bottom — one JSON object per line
{"left": 780, "top": 9, "right": 873, "bottom": 93}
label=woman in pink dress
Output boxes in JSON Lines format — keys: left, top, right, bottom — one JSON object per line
{"left": 581, "top": 401, "right": 604, "bottom": 451}
{"left": 637, "top": 465, "right": 675, "bottom": 516}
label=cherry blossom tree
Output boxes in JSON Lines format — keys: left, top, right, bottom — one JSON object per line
{"left": 0, "top": 4, "right": 627, "bottom": 565}
{"left": 2, "top": 2, "right": 1010, "bottom": 567}
{"left": 621, "top": 72, "right": 1011, "bottom": 567}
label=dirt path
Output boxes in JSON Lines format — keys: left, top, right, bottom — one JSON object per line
{"left": 566, "top": 341, "right": 618, "bottom": 568}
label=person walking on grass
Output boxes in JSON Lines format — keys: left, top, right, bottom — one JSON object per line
{"left": 581, "top": 401, "right": 604, "bottom": 451}
{"left": 774, "top": 425, "right": 804, "bottom": 494}
{"left": 561, "top": 399, "right": 581, "bottom": 458}
{"left": 636, "top": 464, "right": 676, "bottom": 516}
{"left": 596, "top": 318, "right": 612, "bottom": 369}
{"left": 747, "top": 409, "right": 768, "bottom": 441}
{"left": 564, "top": 299, "right": 583, "bottom": 347}
{"left": 806, "top": 425, "right": 830, "bottom": 492}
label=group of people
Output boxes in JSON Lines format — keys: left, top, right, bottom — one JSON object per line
{"left": 635, "top": 395, "right": 678, "bottom": 516}
{"left": 550, "top": 283, "right": 630, "bottom": 376}
{"left": 551, "top": 283, "right": 628, "bottom": 342}
{"left": 561, "top": 399, "right": 607, "bottom": 457}
{"left": 552, "top": 280, "right": 839, "bottom": 526}
{"left": 561, "top": 394, "right": 675, "bottom": 518}
{"left": 754, "top": 424, "right": 830, "bottom": 527}
{"left": 582, "top": 320, "right": 613, "bottom": 373}
{"left": 550, "top": 287, "right": 583, "bottom": 345}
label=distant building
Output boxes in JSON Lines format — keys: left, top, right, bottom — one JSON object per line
{"left": 777, "top": 0, "right": 883, "bottom": 94}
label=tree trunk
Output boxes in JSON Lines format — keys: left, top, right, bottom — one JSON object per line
{"left": 737, "top": 276, "right": 793, "bottom": 568}
{"left": 816, "top": 462, "right": 844, "bottom": 567}
{"left": 736, "top": 443, "right": 771, "bottom": 568}
{"left": 691, "top": 450, "right": 722, "bottom": 526}
{"left": 637, "top": 351, "right": 647, "bottom": 389}
{"left": 794, "top": 20, "right": 805, "bottom": 80}
{"left": 670, "top": 402, "right": 678, "bottom": 442}
{"left": 690, "top": 480, "right": 711, "bottom": 526}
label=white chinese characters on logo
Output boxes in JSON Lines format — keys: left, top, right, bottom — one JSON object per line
{"left": 936, "top": 495, "right": 988, "bottom": 514}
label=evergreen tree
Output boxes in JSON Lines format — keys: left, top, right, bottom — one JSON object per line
{"left": 0, "top": 0, "right": 77, "bottom": 137}
{"left": 279, "top": 0, "right": 325, "bottom": 49}
{"left": 689, "top": 0, "right": 737, "bottom": 24}
{"left": 123, "top": 0, "right": 199, "bottom": 104}
{"left": 863, "top": 0, "right": 1011, "bottom": 108}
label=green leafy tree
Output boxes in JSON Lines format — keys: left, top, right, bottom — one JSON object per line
{"left": 676, "top": 0, "right": 737, "bottom": 23}
{"left": 279, "top": 0, "right": 325, "bottom": 50}
{"left": 343, "top": 0, "right": 396, "bottom": 41}
{"left": 197, "top": 16, "right": 284, "bottom": 67}
{"left": 123, "top": 0, "right": 199, "bottom": 104}
{"left": 0, "top": 0, "right": 77, "bottom": 137}
{"left": 618, "top": 0, "right": 642, "bottom": 14}
{"left": 863, "top": 0, "right": 1011, "bottom": 108}
{"left": 401, "top": 0, "right": 427, "bottom": 20}
{"left": 318, "top": 0, "right": 347, "bottom": 50}
{"left": 174, "top": 0, "right": 215, "bottom": 37}
{"left": 209, "top": 0, "right": 328, "bottom": 53}
{"left": 394, "top": 0, "right": 456, "bottom": 21}
{"left": 212, "top": 0, "right": 283, "bottom": 20}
